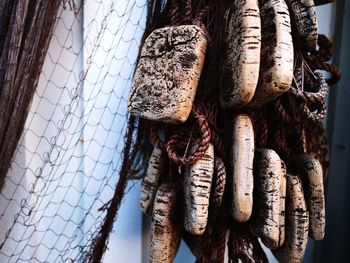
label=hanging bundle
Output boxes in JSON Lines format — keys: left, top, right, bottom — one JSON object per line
{"left": 86, "top": 0, "right": 340, "bottom": 262}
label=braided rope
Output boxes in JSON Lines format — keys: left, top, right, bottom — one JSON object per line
{"left": 150, "top": 124, "right": 164, "bottom": 149}
{"left": 290, "top": 72, "right": 329, "bottom": 103}
{"left": 209, "top": 157, "right": 226, "bottom": 223}
{"left": 299, "top": 127, "right": 308, "bottom": 154}
{"left": 306, "top": 55, "right": 341, "bottom": 85}
{"left": 257, "top": 114, "right": 268, "bottom": 148}
{"left": 185, "top": 0, "right": 192, "bottom": 23}
{"left": 211, "top": 157, "right": 226, "bottom": 209}
{"left": 228, "top": 223, "right": 268, "bottom": 263}
{"left": 166, "top": 105, "right": 211, "bottom": 165}
{"left": 170, "top": 0, "right": 181, "bottom": 26}
{"left": 217, "top": 227, "right": 227, "bottom": 263}
{"left": 315, "top": 34, "right": 333, "bottom": 61}
{"left": 274, "top": 97, "right": 293, "bottom": 124}
{"left": 299, "top": 100, "right": 327, "bottom": 122}
{"left": 205, "top": 104, "right": 226, "bottom": 159}
{"left": 193, "top": 5, "right": 209, "bottom": 36}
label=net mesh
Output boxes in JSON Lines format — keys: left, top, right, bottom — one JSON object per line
{"left": 0, "top": 0, "right": 146, "bottom": 262}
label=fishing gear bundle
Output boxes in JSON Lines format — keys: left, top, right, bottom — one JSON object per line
{"left": 86, "top": 0, "right": 340, "bottom": 262}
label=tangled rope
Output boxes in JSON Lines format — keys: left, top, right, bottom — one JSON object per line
{"left": 166, "top": 104, "right": 211, "bottom": 165}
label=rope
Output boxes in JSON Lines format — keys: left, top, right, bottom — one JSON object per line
{"left": 150, "top": 124, "right": 165, "bottom": 149}
{"left": 290, "top": 72, "right": 329, "bottom": 104}
{"left": 166, "top": 105, "right": 211, "bottom": 165}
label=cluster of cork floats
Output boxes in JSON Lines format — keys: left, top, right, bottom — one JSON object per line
{"left": 127, "top": 0, "right": 337, "bottom": 262}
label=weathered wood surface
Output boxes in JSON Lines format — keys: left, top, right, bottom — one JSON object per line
{"left": 128, "top": 25, "right": 207, "bottom": 124}
{"left": 248, "top": 0, "right": 293, "bottom": 107}
{"left": 286, "top": 0, "right": 318, "bottom": 50}
{"left": 140, "top": 147, "right": 164, "bottom": 215}
{"left": 273, "top": 174, "right": 309, "bottom": 263}
{"left": 231, "top": 115, "right": 255, "bottom": 222}
{"left": 184, "top": 143, "right": 214, "bottom": 235}
{"left": 220, "top": 0, "right": 261, "bottom": 108}
{"left": 150, "top": 183, "right": 181, "bottom": 263}
{"left": 252, "top": 148, "right": 282, "bottom": 249}
{"left": 295, "top": 155, "right": 325, "bottom": 240}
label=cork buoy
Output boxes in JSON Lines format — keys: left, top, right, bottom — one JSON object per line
{"left": 128, "top": 25, "right": 207, "bottom": 124}
{"left": 220, "top": 0, "right": 261, "bottom": 108}
{"left": 248, "top": 0, "right": 294, "bottom": 107}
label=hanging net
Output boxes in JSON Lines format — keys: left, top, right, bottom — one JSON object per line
{"left": 0, "top": 0, "right": 147, "bottom": 262}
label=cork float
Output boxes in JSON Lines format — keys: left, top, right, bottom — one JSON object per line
{"left": 295, "top": 155, "right": 325, "bottom": 240}
{"left": 285, "top": 0, "right": 318, "bottom": 50}
{"left": 184, "top": 143, "right": 214, "bottom": 235}
{"left": 248, "top": 0, "right": 294, "bottom": 107}
{"left": 230, "top": 115, "right": 255, "bottom": 222}
{"left": 150, "top": 183, "right": 181, "bottom": 263}
{"left": 273, "top": 174, "right": 309, "bottom": 263}
{"left": 140, "top": 147, "right": 164, "bottom": 215}
{"left": 220, "top": 0, "right": 261, "bottom": 108}
{"left": 128, "top": 25, "right": 207, "bottom": 124}
{"left": 278, "top": 160, "right": 287, "bottom": 247}
{"left": 251, "top": 148, "right": 282, "bottom": 249}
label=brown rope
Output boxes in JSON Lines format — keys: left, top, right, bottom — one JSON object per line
{"left": 257, "top": 112, "right": 268, "bottom": 148}
{"left": 290, "top": 72, "right": 329, "bottom": 104}
{"left": 150, "top": 124, "right": 165, "bottom": 149}
{"left": 228, "top": 222, "right": 268, "bottom": 263}
{"left": 217, "top": 227, "right": 227, "bottom": 263}
{"left": 299, "top": 101, "right": 327, "bottom": 122}
{"left": 166, "top": 105, "right": 211, "bottom": 165}
{"left": 306, "top": 55, "right": 341, "bottom": 85}
{"left": 209, "top": 157, "right": 226, "bottom": 222}
{"left": 169, "top": 0, "right": 181, "bottom": 26}
{"left": 185, "top": 0, "right": 192, "bottom": 24}
{"left": 206, "top": 104, "right": 226, "bottom": 159}
{"left": 192, "top": 5, "right": 209, "bottom": 35}
{"left": 274, "top": 97, "right": 293, "bottom": 124}
{"left": 315, "top": 34, "right": 333, "bottom": 61}
{"left": 211, "top": 157, "right": 226, "bottom": 209}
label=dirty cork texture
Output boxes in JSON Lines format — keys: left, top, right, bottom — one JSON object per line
{"left": 140, "top": 147, "right": 164, "bottom": 215}
{"left": 150, "top": 183, "right": 181, "bottom": 263}
{"left": 272, "top": 174, "right": 309, "bottom": 263}
{"left": 295, "top": 155, "right": 325, "bottom": 240}
{"left": 231, "top": 115, "right": 255, "bottom": 222}
{"left": 251, "top": 148, "right": 282, "bottom": 249}
{"left": 278, "top": 160, "right": 287, "bottom": 247}
{"left": 128, "top": 25, "right": 207, "bottom": 124}
{"left": 220, "top": 0, "right": 261, "bottom": 108}
{"left": 286, "top": 0, "right": 318, "bottom": 50}
{"left": 248, "top": 0, "right": 294, "bottom": 107}
{"left": 184, "top": 143, "right": 214, "bottom": 235}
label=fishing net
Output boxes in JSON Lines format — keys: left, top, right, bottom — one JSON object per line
{"left": 0, "top": 0, "right": 147, "bottom": 262}
{"left": 0, "top": 0, "right": 340, "bottom": 262}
